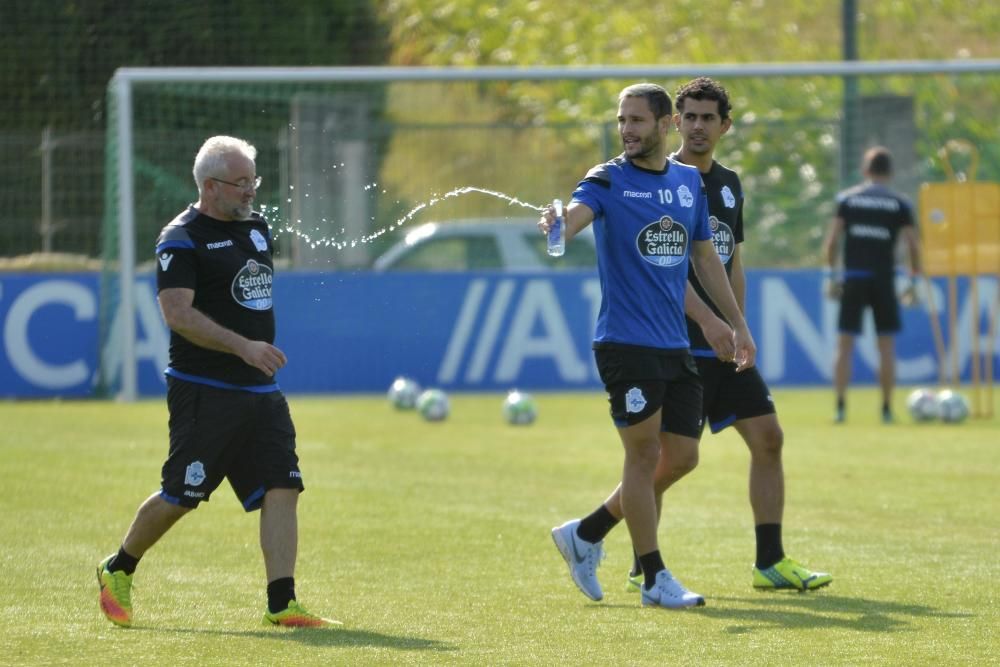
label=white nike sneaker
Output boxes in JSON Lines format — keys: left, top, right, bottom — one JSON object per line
{"left": 550, "top": 519, "right": 605, "bottom": 601}
{"left": 640, "top": 569, "right": 705, "bottom": 609}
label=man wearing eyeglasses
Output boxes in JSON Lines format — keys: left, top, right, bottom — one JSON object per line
{"left": 96, "top": 135, "right": 338, "bottom": 629}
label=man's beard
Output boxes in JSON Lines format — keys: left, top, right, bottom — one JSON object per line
{"left": 625, "top": 134, "right": 660, "bottom": 159}
{"left": 230, "top": 203, "right": 252, "bottom": 220}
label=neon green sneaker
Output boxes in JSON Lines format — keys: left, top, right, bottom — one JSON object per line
{"left": 96, "top": 554, "right": 133, "bottom": 627}
{"left": 263, "top": 600, "right": 342, "bottom": 628}
{"left": 753, "top": 557, "right": 832, "bottom": 591}
{"left": 625, "top": 573, "right": 642, "bottom": 593}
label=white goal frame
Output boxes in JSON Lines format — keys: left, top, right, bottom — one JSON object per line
{"left": 109, "top": 59, "right": 1000, "bottom": 400}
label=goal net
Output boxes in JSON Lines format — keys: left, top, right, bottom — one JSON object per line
{"left": 98, "top": 63, "right": 1000, "bottom": 398}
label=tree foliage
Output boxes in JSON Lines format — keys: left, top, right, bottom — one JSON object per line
{"left": 0, "top": 0, "right": 390, "bottom": 130}
{"left": 375, "top": 0, "right": 1000, "bottom": 266}
{"left": 0, "top": 0, "right": 392, "bottom": 258}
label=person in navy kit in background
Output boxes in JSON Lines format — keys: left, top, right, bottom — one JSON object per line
{"left": 543, "top": 83, "right": 756, "bottom": 609}
{"left": 96, "top": 135, "right": 337, "bottom": 628}
{"left": 823, "top": 146, "right": 922, "bottom": 424}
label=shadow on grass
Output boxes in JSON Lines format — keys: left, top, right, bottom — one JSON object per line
{"left": 136, "top": 625, "right": 456, "bottom": 651}
{"left": 691, "top": 592, "right": 974, "bottom": 633}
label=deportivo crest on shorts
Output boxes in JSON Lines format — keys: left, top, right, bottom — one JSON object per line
{"left": 625, "top": 387, "right": 647, "bottom": 413}
{"left": 185, "top": 461, "right": 206, "bottom": 486}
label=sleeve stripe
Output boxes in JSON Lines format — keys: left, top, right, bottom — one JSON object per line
{"left": 583, "top": 175, "right": 611, "bottom": 188}
{"left": 155, "top": 239, "right": 195, "bottom": 253}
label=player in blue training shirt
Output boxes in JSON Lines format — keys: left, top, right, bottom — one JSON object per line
{"left": 96, "top": 136, "right": 338, "bottom": 629}
{"left": 543, "top": 83, "right": 756, "bottom": 609}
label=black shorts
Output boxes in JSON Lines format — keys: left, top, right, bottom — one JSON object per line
{"left": 838, "top": 277, "right": 900, "bottom": 335}
{"left": 594, "top": 345, "right": 703, "bottom": 438}
{"left": 695, "top": 355, "right": 776, "bottom": 434}
{"left": 161, "top": 377, "right": 303, "bottom": 511}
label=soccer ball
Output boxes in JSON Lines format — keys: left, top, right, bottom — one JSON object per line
{"left": 387, "top": 376, "right": 421, "bottom": 410}
{"left": 906, "top": 388, "right": 939, "bottom": 422}
{"left": 502, "top": 390, "right": 538, "bottom": 425}
{"left": 935, "top": 389, "right": 970, "bottom": 424}
{"left": 416, "top": 388, "right": 450, "bottom": 422}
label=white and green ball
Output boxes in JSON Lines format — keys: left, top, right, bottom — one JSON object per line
{"left": 417, "top": 388, "right": 450, "bottom": 422}
{"left": 502, "top": 390, "right": 537, "bottom": 425}
{"left": 935, "top": 389, "right": 970, "bottom": 424}
{"left": 387, "top": 376, "right": 421, "bottom": 410}
{"left": 906, "top": 387, "right": 939, "bottom": 422}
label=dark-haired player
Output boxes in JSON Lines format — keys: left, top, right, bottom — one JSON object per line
{"left": 656, "top": 77, "right": 832, "bottom": 591}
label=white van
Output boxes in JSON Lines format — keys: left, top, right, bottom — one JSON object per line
{"left": 372, "top": 218, "right": 596, "bottom": 272}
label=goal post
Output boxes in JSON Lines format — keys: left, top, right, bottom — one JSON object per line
{"left": 101, "top": 60, "right": 1000, "bottom": 400}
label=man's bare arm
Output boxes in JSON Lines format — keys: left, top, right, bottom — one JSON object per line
{"left": 158, "top": 287, "right": 286, "bottom": 376}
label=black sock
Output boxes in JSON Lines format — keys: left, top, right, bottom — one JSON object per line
{"left": 267, "top": 577, "right": 296, "bottom": 614}
{"left": 882, "top": 402, "right": 892, "bottom": 416}
{"left": 108, "top": 547, "right": 140, "bottom": 576}
{"left": 638, "top": 550, "right": 666, "bottom": 590}
{"left": 755, "top": 523, "right": 785, "bottom": 569}
{"left": 836, "top": 397, "right": 845, "bottom": 411}
{"left": 630, "top": 548, "right": 642, "bottom": 578}
{"left": 576, "top": 504, "right": 620, "bottom": 544}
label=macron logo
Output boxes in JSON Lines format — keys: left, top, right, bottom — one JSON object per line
{"left": 206, "top": 240, "right": 234, "bottom": 250}
{"left": 158, "top": 253, "right": 174, "bottom": 271}
{"left": 623, "top": 190, "right": 653, "bottom": 199}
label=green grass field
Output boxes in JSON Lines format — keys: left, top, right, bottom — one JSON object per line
{"left": 1, "top": 387, "right": 997, "bottom": 666}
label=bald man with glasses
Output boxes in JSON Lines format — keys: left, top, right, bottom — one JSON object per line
{"left": 97, "top": 135, "right": 338, "bottom": 629}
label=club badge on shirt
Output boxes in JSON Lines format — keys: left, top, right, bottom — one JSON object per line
{"left": 721, "top": 185, "right": 737, "bottom": 209}
{"left": 677, "top": 185, "right": 694, "bottom": 208}
{"left": 250, "top": 228, "right": 268, "bottom": 252}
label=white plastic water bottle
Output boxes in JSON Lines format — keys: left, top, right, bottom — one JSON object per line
{"left": 547, "top": 198, "right": 565, "bottom": 257}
